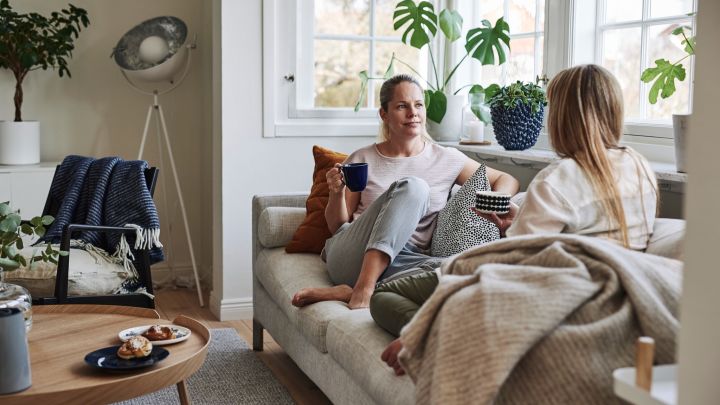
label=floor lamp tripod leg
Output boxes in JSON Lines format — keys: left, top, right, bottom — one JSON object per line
{"left": 156, "top": 104, "right": 204, "bottom": 307}
{"left": 137, "top": 104, "right": 154, "bottom": 160}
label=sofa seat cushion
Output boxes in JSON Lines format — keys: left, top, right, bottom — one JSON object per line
{"left": 4, "top": 245, "right": 130, "bottom": 298}
{"left": 646, "top": 218, "right": 685, "bottom": 260}
{"left": 326, "top": 310, "right": 415, "bottom": 404}
{"left": 255, "top": 248, "right": 352, "bottom": 353}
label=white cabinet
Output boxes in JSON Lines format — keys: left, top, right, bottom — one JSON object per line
{"left": 0, "top": 163, "right": 57, "bottom": 218}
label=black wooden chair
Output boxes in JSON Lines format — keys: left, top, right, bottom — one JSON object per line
{"left": 32, "top": 167, "right": 159, "bottom": 308}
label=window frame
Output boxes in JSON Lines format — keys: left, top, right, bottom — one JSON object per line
{"left": 263, "top": 0, "right": 381, "bottom": 138}
{"left": 264, "top": 0, "right": 694, "bottom": 151}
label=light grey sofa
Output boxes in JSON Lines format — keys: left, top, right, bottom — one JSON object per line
{"left": 252, "top": 192, "right": 685, "bottom": 405}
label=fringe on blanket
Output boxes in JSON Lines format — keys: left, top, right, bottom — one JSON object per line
{"left": 71, "top": 223, "right": 163, "bottom": 281}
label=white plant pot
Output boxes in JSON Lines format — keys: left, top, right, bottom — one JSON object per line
{"left": 426, "top": 94, "right": 465, "bottom": 142}
{"left": 672, "top": 114, "right": 690, "bottom": 173}
{"left": 0, "top": 121, "right": 40, "bottom": 165}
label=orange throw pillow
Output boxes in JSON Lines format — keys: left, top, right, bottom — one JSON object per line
{"left": 286, "top": 145, "right": 348, "bottom": 253}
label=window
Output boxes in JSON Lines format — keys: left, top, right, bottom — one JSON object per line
{"left": 265, "top": 0, "right": 693, "bottom": 150}
{"left": 469, "top": 0, "right": 546, "bottom": 87}
{"left": 306, "top": 0, "right": 427, "bottom": 111}
{"left": 573, "top": 0, "right": 696, "bottom": 138}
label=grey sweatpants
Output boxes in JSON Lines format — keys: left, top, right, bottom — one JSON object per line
{"left": 322, "top": 176, "right": 444, "bottom": 287}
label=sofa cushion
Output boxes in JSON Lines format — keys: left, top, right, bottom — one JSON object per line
{"left": 286, "top": 145, "right": 348, "bottom": 254}
{"left": 646, "top": 218, "right": 685, "bottom": 260}
{"left": 4, "top": 245, "right": 130, "bottom": 297}
{"left": 431, "top": 164, "right": 500, "bottom": 257}
{"left": 326, "top": 310, "right": 415, "bottom": 405}
{"left": 255, "top": 247, "right": 352, "bottom": 353}
{"left": 258, "top": 207, "right": 306, "bottom": 248}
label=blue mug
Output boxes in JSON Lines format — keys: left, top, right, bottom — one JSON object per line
{"left": 341, "top": 163, "right": 368, "bottom": 192}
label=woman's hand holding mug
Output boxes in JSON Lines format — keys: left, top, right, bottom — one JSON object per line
{"left": 472, "top": 201, "right": 519, "bottom": 237}
{"left": 327, "top": 163, "right": 345, "bottom": 195}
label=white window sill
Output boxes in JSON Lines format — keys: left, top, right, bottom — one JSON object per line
{"left": 443, "top": 142, "right": 687, "bottom": 193}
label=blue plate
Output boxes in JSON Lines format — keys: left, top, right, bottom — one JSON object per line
{"left": 84, "top": 346, "right": 169, "bottom": 371}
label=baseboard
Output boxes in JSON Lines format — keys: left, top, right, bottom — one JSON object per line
{"left": 209, "top": 291, "right": 254, "bottom": 320}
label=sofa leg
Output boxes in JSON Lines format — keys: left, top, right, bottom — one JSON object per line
{"left": 253, "top": 318, "right": 264, "bottom": 351}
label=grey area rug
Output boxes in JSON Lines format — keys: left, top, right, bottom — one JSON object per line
{"left": 113, "top": 328, "right": 294, "bottom": 405}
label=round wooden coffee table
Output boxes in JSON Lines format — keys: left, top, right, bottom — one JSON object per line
{"left": 0, "top": 304, "right": 210, "bottom": 405}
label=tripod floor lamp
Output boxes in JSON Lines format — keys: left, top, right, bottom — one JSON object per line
{"left": 112, "top": 16, "right": 203, "bottom": 306}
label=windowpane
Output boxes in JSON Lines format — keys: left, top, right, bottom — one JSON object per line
{"left": 650, "top": 0, "right": 693, "bottom": 19}
{"left": 373, "top": 41, "right": 422, "bottom": 77}
{"left": 315, "top": 0, "right": 370, "bottom": 36}
{"left": 646, "top": 23, "right": 691, "bottom": 118}
{"left": 314, "top": 40, "right": 370, "bottom": 107}
{"left": 481, "top": 0, "right": 506, "bottom": 25}
{"left": 376, "top": 0, "right": 399, "bottom": 37}
{"left": 509, "top": 0, "right": 539, "bottom": 34}
{"left": 480, "top": 65, "right": 503, "bottom": 87}
{"left": 604, "top": 0, "right": 642, "bottom": 24}
{"left": 602, "top": 28, "right": 641, "bottom": 118}
{"left": 506, "top": 37, "right": 536, "bottom": 83}
{"left": 537, "top": 0, "right": 545, "bottom": 30}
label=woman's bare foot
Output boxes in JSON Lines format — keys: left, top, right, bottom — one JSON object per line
{"left": 292, "top": 285, "right": 353, "bottom": 307}
{"left": 347, "top": 286, "right": 375, "bottom": 309}
{"left": 381, "top": 338, "right": 405, "bottom": 376}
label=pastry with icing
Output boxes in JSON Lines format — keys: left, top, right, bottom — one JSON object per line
{"left": 143, "top": 325, "right": 177, "bottom": 341}
{"left": 117, "top": 336, "right": 153, "bottom": 359}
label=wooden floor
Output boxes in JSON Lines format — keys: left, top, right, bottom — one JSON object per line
{"left": 154, "top": 287, "right": 332, "bottom": 405}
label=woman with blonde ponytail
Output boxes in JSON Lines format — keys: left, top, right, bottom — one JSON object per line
{"left": 480, "top": 64, "right": 658, "bottom": 249}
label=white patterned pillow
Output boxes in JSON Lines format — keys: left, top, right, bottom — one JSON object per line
{"left": 431, "top": 164, "right": 500, "bottom": 257}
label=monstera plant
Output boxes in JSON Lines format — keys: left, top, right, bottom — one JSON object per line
{"left": 355, "top": 0, "right": 510, "bottom": 127}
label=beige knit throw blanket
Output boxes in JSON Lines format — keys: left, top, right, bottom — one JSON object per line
{"left": 398, "top": 234, "right": 681, "bottom": 405}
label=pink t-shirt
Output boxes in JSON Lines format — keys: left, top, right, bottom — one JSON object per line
{"left": 344, "top": 142, "right": 466, "bottom": 249}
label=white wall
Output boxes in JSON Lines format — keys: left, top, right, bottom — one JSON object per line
{"left": 0, "top": 1, "right": 214, "bottom": 288}
{"left": 214, "top": 0, "right": 372, "bottom": 319}
{"left": 677, "top": 0, "right": 720, "bottom": 402}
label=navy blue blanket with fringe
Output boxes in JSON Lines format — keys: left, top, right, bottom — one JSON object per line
{"left": 38, "top": 155, "right": 164, "bottom": 267}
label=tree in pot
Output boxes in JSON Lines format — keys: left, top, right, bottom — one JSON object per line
{"left": 486, "top": 81, "right": 546, "bottom": 151}
{"left": 354, "top": 0, "right": 510, "bottom": 141}
{"left": 0, "top": 0, "right": 89, "bottom": 165}
{"left": 640, "top": 17, "right": 695, "bottom": 173}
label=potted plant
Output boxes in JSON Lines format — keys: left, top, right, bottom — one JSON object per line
{"left": 355, "top": 0, "right": 510, "bottom": 141}
{"left": 0, "top": 201, "right": 61, "bottom": 270}
{"left": 0, "top": 0, "right": 89, "bottom": 165}
{"left": 486, "top": 80, "right": 547, "bottom": 151}
{"left": 640, "top": 18, "right": 695, "bottom": 173}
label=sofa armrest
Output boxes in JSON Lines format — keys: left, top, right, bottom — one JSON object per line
{"left": 258, "top": 207, "right": 306, "bottom": 249}
{"left": 252, "top": 192, "right": 309, "bottom": 265}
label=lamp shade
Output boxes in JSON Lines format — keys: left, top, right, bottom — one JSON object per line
{"left": 113, "top": 16, "right": 188, "bottom": 83}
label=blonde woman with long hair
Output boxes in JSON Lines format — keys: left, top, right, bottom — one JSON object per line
{"left": 480, "top": 64, "right": 658, "bottom": 248}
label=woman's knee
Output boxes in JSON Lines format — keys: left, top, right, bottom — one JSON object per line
{"left": 394, "top": 176, "right": 430, "bottom": 200}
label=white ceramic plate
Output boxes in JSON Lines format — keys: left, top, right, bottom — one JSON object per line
{"left": 118, "top": 324, "right": 191, "bottom": 346}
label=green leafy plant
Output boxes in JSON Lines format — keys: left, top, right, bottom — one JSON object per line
{"left": 486, "top": 81, "right": 547, "bottom": 114}
{"left": 0, "top": 201, "right": 65, "bottom": 270}
{"left": 0, "top": 0, "right": 90, "bottom": 122}
{"left": 641, "top": 17, "right": 695, "bottom": 104}
{"left": 355, "top": 0, "right": 510, "bottom": 124}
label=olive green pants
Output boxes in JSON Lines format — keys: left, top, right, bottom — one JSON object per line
{"left": 369, "top": 270, "right": 439, "bottom": 337}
